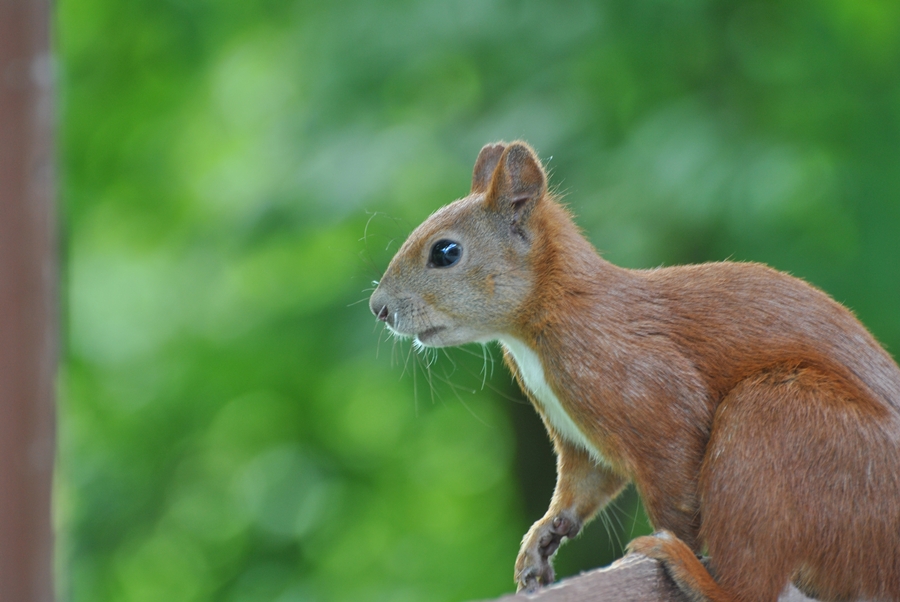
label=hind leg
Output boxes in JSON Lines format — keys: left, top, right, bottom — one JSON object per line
{"left": 699, "top": 364, "right": 900, "bottom": 602}
{"left": 627, "top": 368, "right": 804, "bottom": 602}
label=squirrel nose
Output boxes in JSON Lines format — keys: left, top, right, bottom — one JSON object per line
{"left": 369, "top": 287, "right": 397, "bottom": 327}
{"left": 376, "top": 305, "right": 389, "bottom": 322}
{"left": 369, "top": 290, "right": 391, "bottom": 323}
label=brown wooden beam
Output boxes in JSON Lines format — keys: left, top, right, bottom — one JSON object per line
{"left": 476, "top": 555, "right": 816, "bottom": 602}
{"left": 0, "top": 0, "right": 57, "bottom": 600}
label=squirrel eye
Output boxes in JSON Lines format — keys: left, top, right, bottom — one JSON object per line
{"left": 429, "top": 239, "right": 462, "bottom": 268}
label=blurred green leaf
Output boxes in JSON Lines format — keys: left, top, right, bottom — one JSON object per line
{"left": 58, "top": 0, "right": 900, "bottom": 600}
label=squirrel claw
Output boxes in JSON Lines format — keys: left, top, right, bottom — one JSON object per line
{"left": 515, "top": 566, "right": 548, "bottom": 594}
{"left": 515, "top": 511, "right": 583, "bottom": 592}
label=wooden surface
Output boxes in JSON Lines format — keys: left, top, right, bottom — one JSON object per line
{"left": 0, "top": 0, "right": 56, "bottom": 600}
{"left": 477, "top": 554, "right": 817, "bottom": 602}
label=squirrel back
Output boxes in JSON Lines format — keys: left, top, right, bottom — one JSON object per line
{"left": 369, "top": 141, "right": 900, "bottom": 601}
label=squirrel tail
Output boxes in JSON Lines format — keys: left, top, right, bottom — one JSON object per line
{"left": 627, "top": 531, "right": 737, "bottom": 602}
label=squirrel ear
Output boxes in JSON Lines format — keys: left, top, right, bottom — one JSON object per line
{"left": 471, "top": 142, "right": 507, "bottom": 194}
{"left": 486, "top": 141, "right": 547, "bottom": 225}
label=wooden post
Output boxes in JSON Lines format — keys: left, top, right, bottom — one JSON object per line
{"left": 0, "top": 0, "right": 57, "bottom": 600}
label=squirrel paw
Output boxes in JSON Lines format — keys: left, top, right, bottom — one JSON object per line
{"left": 514, "top": 511, "right": 583, "bottom": 593}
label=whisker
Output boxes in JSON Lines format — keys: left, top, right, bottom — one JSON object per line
{"left": 483, "top": 381, "right": 530, "bottom": 404}
{"left": 348, "top": 296, "right": 373, "bottom": 307}
{"left": 447, "top": 379, "right": 489, "bottom": 425}
{"left": 410, "top": 343, "right": 419, "bottom": 416}
{"left": 440, "top": 348, "right": 459, "bottom": 378}
{"left": 401, "top": 337, "right": 417, "bottom": 380}
{"left": 598, "top": 509, "right": 615, "bottom": 553}
{"left": 447, "top": 344, "right": 490, "bottom": 359}
{"left": 357, "top": 251, "right": 382, "bottom": 279}
{"left": 359, "top": 210, "right": 409, "bottom": 278}
{"left": 608, "top": 501, "right": 627, "bottom": 551}
{"left": 390, "top": 332, "right": 398, "bottom": 368}
{"left": 629, "top": 494, "right": 645, "bottom": 539}
{"left": 424, "top": 350, "right": 439, "bottom": 406}
{"left": 444, "top": 343, "right": 528, "bottom": 404}
{"left": 425, "top": 359, "right": 477, "bottom": 396}
{"left": 374, "top": 324, "right": 384, "bottom": 359}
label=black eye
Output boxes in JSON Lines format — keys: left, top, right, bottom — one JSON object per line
{"left": 429, "top": 239, "right": 463, "bottom": 268}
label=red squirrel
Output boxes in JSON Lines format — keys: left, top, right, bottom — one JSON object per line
{"left": 368, "top": 141, "right": 900, "bottom": 601}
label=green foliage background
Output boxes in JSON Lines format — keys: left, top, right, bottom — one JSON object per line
{"left": 57, "top": 0, "right": 900, "bottom": 601}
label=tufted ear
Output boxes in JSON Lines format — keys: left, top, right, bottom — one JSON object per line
{"left": 485, "top": 141, "right": 547, "bottom": 230}
{"left": 471, "top": 142, "right": 507, "bottom": 194}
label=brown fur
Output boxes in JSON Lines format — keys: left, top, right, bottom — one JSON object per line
{"left": 369, "top": 141, "right": 900, "bottom": 601}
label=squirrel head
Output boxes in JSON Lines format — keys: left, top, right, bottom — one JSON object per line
{"left": 369, "top": 141, "right": 549, "bottom": 347}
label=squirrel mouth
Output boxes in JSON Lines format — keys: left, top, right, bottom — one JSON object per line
{"left": 416, "top": 326, "right": 446, "bottom": 343}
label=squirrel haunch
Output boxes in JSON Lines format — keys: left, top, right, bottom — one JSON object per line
{"left": 369, "top": 141, "right": 900, "bottom": 602}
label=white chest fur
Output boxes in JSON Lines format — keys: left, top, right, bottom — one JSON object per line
{"left": 500, "top": 337, "right": 608, "bottom": 466}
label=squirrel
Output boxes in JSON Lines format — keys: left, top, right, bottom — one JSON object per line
{"left": 368, "top": 141, "right": 900, "bottom": 602}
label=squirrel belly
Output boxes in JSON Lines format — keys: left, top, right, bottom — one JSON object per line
{"left": 500, "top": 336, "right": 612, "bottom": 468}
{"left": 369, "top": 140, "right": 900, "bottom": 601}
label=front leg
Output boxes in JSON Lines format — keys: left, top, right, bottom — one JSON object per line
{"left": 515, "top": 440, "right": 628, "bottom": 593}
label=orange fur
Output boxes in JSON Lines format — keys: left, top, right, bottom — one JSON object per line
{"left": 370, "top": 141, "right": 900, "bottom": 601}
